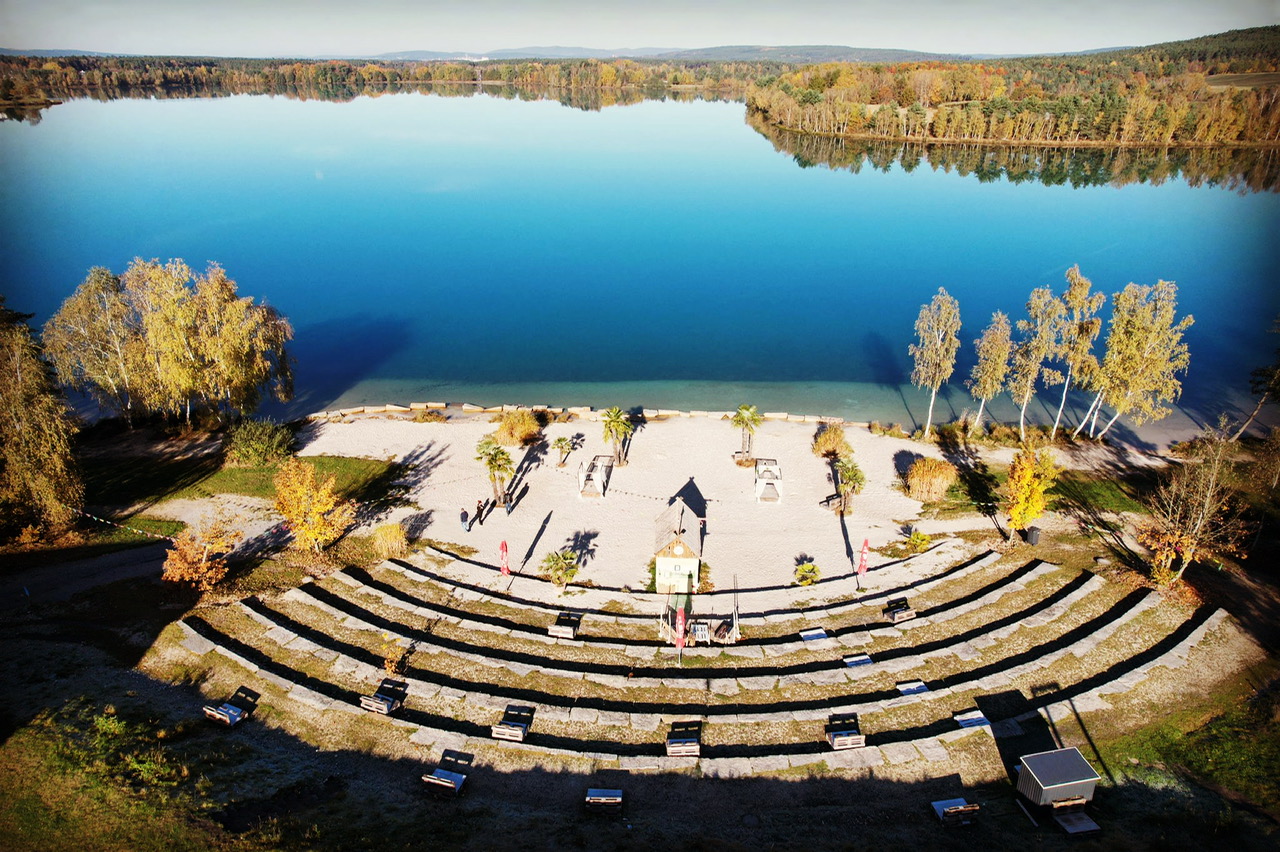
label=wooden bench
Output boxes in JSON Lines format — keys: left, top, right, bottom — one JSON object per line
{"left": 492, "top": 705, "right": 535, "bottom": 742}
{"left": 548, "top": 612, "right": 580, "bottom": 639}
{"left": 360, "top": 678, "right": 407, "bottom": 714}
{"left": 884, "top": 597, "right": 916, "bottom": 623}
{"left": 825, "top": 712, "right": 865, "bottom": 750}
{"left": 584, "top": 787, "right": 625, "bottom": 816}
{"left": 421, "top": 768, "right": 467, "bottom": 797}
{"left": 202, "top": 686, "right": 259, "bottom": 727}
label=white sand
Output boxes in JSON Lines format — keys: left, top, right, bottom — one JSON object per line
{"left": 294, "top": 414, "right": 996, "bottom": 601}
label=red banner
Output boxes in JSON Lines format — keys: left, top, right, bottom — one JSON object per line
{"left": 499, "top": 540, "right": 509, "bottom": 576}
{"left": 674, "top": 607, "right": 686, "bottom": 649}
{"left": 858, "top": 539, "right": 869, "bottom": 576}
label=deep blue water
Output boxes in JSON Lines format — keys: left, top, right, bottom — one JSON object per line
{"left": 2, "top": 92, "right": 1277, "bottom": 440}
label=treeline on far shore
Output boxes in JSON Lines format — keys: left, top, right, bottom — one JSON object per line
{"left": 748, "top": 113, "right": 1280, "bottom": 193}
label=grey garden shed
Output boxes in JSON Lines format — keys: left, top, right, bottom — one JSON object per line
{"left": 1016, "top": 747, "right": 1101, "bottom": 806}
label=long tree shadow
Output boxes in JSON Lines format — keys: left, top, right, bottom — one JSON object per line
{"left": 935, "top": 428, "right": 1002, "bottom": 528}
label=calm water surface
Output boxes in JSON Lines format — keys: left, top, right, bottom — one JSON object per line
{"left": 2, "top": 92, "right": 1277, "bottom": 441}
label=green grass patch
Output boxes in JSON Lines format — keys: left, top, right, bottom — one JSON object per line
{"left": 1, "top": 516, "right": 187, "bottom": 574}
{"left": 1049, "top": 469, "right": 1150, "bottom": 515}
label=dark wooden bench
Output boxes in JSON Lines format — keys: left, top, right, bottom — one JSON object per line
{"left": 202, "top": 686, "right": 259, "bottom": 727}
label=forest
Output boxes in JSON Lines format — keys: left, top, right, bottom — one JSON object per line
{"left": 2, "top": 26, "right": 1278, "bottom": 147}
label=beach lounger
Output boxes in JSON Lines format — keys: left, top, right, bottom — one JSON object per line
{"left": 896, "top": 680, "right": 930, "bottom": 695}
{"left": 360, "top": 678, "right": 408, "bottom": 714}
{"left": 953, "top": 709, "right": 990, "bottom": 728}
{"left": 843, "top": 653, "right": 873, "bottom": 667}
{"left": 202, "top": 686, "right": 259, "bottom": 727}
{"left": 422, "top": 749, "right": 474, "bottom": 798}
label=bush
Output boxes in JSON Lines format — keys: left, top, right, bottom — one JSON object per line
{"left": 223, "top": 418, "right": 293, "bottom": 467}
{"left": 905, "top": 457, "right": 958, "bottom": 502}
{"left": 812, "top": 424, "right": 852, "bottom": 459}
{"left": 905, "top": 530, "right": 932, "bottom": 554}
{"left": 372, "top": 523, "right": 408, "bottom": 559}
{"left": 795, "top": 562, "right": 821, "bottom": 586}
{"left": 493, "top": 410, "right": 542, "bottom": 446}
{"left": 413, "top": 409, "right": 447, "bottom": 423}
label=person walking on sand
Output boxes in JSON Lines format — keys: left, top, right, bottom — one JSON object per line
{"left": 460, "top": 508, "right": 469, "bottom": 532}
{"left": 475, "top": 499, "right": 485, "bottom": 527}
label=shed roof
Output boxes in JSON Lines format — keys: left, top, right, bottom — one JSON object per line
{"left": 655, "top": 497, "right": 701, "bottom": 557}
{"left": 1020, "top": 747, "right": 1101, "bottom": 788}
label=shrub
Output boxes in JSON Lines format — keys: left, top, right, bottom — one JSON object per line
{"left": 795, "top": 562, "right": 821, "bottom": 586}
{"left": 697, "top": 562, "right": 714, "bottom": 594}
{"left": 812, "top": 424, "right": 852, "bottom": 459}
{"left": 223, "top": 418, "right": 292, "bottom": 467}
{"left": 493, "top": 410, "right": 542, "bottom": 446}
{"left": 905, "top": 530, "right": 932, "bottom": 554}
{"left": 541, "top": 549, "right": 579, "bottom": 589}
{"left": 372, "top": 523, "right": 408, "bottom": 559}
{"left": 413, "top": 409, "right": 447, "bottom": 423}
{"left": 905, "top": 457, "right": 958, "bottom": 502}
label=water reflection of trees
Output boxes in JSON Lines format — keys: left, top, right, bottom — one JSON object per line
{"left": 748, "top": 111, "right": 1280, "bottom": 194}
{"left": 0, "top": 82, "right": 739, "bottom": 123}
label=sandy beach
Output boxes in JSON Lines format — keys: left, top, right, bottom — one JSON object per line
{"left": 290, "top": 412, "right": 1075, "bottom": 606}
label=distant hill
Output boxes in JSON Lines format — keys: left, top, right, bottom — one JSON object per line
{"left": 0, "top": 47, "right": 116, "bottom": 57}
{"left": 652, "top": 45, "right": 963, "bottom": 63}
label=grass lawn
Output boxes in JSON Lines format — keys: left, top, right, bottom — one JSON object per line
{"left": 82, "top": 454, "right": 401, "bottom": 506}
{"left": 1, "top": 517, "right": 187, "bottom": 574}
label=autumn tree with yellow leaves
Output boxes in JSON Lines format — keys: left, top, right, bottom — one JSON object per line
{"left": 273, "top": 457, "right": 356, "bottom": 555}
{"left": 1006, "top": 443, "right": 1061, "bottom": 533}
{"left": 162, "top": 511, "right": 243, "bottom": 591}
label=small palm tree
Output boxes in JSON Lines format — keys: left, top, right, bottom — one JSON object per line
{"left": 833, "top": 456, "right": 866, "bottom": 515}
{"left": 541, "top": 549, "right": 579, "bottom": 589}
{"left": 552, "top": 436, "right": 573, "bottom": 467}
{"left": 476, "top": 436, "right": 515, "bottom": 506}
{"left": 601, "top": 407, "right": 634, "bottom": 466}
{"left": 731, "top": 403, "right": 763, "bottom": 460}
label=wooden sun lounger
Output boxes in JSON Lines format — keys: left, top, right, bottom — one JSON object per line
{"left": 361, "top": 678, "right": 408, "bottom": 714}
{"left": 665, "top": 721, "right": 703, "bottom": 756}
{"left": 932, "top": 798, "right": 981, "bottom": 826}
{"left": 584, "top": 787, "right": 625, "bottom": 816}
{"left": 548, "top": 612, "right": 580, "bottom": 639}
{"left": 492, "top": 705, "right": 535, "bottom": 741}
{"left": 884, "top": 597, "right": 916, "bottom": 623}
{"left": 202, "top": 686, "right": 259, "bottom": 727}
{"left": 825, "top": 712, "right": 865, "bottom": 750}
{"left": 422, "top": 768, "right": 467, "bottom": 796}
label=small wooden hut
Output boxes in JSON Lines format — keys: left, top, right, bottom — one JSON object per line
{"left": 653, "top": 497, "right": 701, "bottom": 595}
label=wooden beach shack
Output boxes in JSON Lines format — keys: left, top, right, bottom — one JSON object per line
{"left": 653, "top": 497, "right": 701, "bottom": 595}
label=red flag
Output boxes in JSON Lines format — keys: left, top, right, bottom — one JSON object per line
{"left": 674, "top": 607, "right": 686, "bottom": 650}
{"left": 499, "top": 540, "right": 509, "bottom": 576}
{"left": 858, "top": 539, "right": 869, "bottom": 576}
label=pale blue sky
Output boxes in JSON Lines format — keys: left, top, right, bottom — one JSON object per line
{"left": 2, "top": 0, "right": 1275, "bottom": 57}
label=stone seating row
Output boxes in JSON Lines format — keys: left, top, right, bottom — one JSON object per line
{"left": 282, "top": 570, "right": 1106, "bottom": 692}
{"left": 348, "top": 554, "right": 1051, "bottom": 655}
{"left": 216, "top": 586, "right": 1162, "bottom": 729}
{"left": 177, "top": 605, "right": 1227, "bottom": 778}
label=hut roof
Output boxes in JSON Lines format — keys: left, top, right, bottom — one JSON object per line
{"left": 1020, "top": 747, "right": 1100, "bottom": 788}
{"left": 654, "top": 497, "right": 701, "bottom": 557}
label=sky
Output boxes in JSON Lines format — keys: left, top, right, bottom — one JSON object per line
{"left": 1, "top": 0, "right": 1275, "bottom": 58}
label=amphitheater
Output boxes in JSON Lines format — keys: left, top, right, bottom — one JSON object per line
{"left": 144, "top": 410, "right": 1256, "bottom": 803}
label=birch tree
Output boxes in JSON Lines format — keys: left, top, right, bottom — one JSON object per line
{"left": 1091, "top": 281, "right": 1193, "bottom": 439}
{"left": 1008, "top": 287, "right": 1065, "bottom": 441}
{"left": 908, "top": 288, "right": 961, "bottom": 439}
{"left": 966, "top": 311, "right": 1012, "bottom": 433}
{"left": 1050, "top": 266, "right": 1106, "bottom": 439}
{"left": 0, "top": 298, "right": 83, "bottom": 536}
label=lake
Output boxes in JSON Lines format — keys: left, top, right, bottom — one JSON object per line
{"left": 2, "top": 90, "right": 1277, "bottom": 443}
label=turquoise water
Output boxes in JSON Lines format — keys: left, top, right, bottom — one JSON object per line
{"left": 2, "top": 92, "right": 1277, "bottom": 441}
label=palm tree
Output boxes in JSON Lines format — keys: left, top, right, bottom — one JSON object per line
{"left": 601, "top": 406, "right": 633, "bottom": 466}
{"left": 833, "top": 456, "right": 866, "bottom": 515}
{"left": 476, "top": 436, "right": 514, "bottom": 506}
{"left": 541, "top": 549, "right": 580, "bottom": 588}
{"left": 731, "top": 403, "right": 763, "bottom": 460}
{"left": 552, "top": 436, "right": 573, "bottom": 467}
